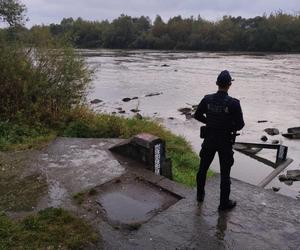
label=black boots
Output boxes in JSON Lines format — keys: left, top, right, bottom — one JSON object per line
{"left": 197, "top": 192, "right": 205, "bottom": 202}
{"left": 218, "top": 200, "right": 237, "bottom": 211}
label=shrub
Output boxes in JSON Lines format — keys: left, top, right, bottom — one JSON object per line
{"left": 0, "top": 42, "right": 92, "bottom": 125}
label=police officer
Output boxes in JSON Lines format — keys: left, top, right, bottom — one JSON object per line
{"left": 194, "top": 70, "right": 244, "bottom": 210}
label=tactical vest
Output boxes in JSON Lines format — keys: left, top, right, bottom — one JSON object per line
{"left": 206, "top": 94, "right": 232, "bottom": 132}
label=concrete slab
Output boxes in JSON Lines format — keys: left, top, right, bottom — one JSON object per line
{"left": 100, "top": 174, "right": 300, "bottom": 250}
{"left": 38, "top": 138, "right": 126, "bottom": 208}
{"left": 92, "top": 175, "right": 181, "bottom": 228}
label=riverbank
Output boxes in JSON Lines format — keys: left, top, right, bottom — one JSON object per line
{"left": 1, "top": 137, "right": 299, "bottom": 250}
{"left": 0, "top": 111, "right": 210, "bottom": 187}
{"left": 0, "top": 111, "right": 209, "bottom": 249}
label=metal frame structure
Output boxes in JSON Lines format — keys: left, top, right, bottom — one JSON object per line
{"left": 234, "top": 142, "right": 293, "bottom": 188}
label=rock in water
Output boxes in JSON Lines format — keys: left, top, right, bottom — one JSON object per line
{"left": 284, "top": 180, "right": 294, "bottom": 186}
{"left": 261, "top": 135, "right": 268, "bottom": 142}
{"left": 264, "top": 128, "right": 280, "bottom": 136}
{"left": 286, "top": 170, "right": 300, "bottom": 181}
{"left": 145, "top": 92, "right": 162, "bottom": 97}
{"left": 278, "top": 175, "right": 287, "bottom": 182}
{"left": 178, "top": 107, "right": 192, "bottom": 115}
{"left": 130, "top": 109, "right": 140, "bottom": 113}
{"left": 90, "top": 99, "right": 102, "bottom": 104}
{"left": 272, "top": 187, "right": 280, "bottom": 192}
{"left": 272, "top": 140, "right": 280, "bottom": 144}
{"left": 185, "top": 113, "right": 193, "bottom": 120}
{"left": 122, "top": 98, "right": 131, "bottom": 102}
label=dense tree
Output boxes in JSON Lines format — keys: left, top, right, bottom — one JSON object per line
{"left": 0, "top": 0, "right": 26, "bottom": 26}
{"left": 2, "top": 12, "right": 300, "bottom": 52}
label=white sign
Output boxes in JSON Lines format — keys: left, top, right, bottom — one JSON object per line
{"left": 154, "top": 144, "right": 161, "bottom": 175}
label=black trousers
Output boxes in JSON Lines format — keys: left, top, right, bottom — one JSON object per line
{"left": 197, "top": 134, "right": 234, "bottom": 205}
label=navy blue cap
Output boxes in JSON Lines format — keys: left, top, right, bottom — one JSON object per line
{"left": 216, "top": 70, "right": 234, "bottom": 85}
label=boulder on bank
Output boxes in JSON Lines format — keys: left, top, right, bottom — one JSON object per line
{"left": 264, "top": 128, "right": 280, "bottom": 136}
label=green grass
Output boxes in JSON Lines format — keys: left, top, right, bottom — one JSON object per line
{"left": 0, "top": 153, "right": 48, "bottom": 212}
{"left": 0, "top": 208, "right": 100, "bottom": 250}
{"left": 0, "top": 121, "right": 56, "bottom": 151}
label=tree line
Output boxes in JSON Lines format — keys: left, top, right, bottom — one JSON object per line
{"left": 2, "top": 12, "right": 300, "bottom": 52}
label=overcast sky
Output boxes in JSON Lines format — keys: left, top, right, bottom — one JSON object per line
{"left": 22, "top": 0, "right": 300, "bottom": 26}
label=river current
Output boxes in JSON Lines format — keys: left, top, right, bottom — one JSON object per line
{"left": 84, "top": 50, "right": 300, "bottom": 199}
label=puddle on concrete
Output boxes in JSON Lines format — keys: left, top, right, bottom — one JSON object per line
{"left": 95, "top": 177, "right": 181, "bottom": 228}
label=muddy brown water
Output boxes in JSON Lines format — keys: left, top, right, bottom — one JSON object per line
{"left": 84, "top": 50, "right": 300, "bottom": 198}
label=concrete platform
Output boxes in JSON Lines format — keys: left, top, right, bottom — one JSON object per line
{"left": 3, "top": 138, "right": 300, "bottom": 249}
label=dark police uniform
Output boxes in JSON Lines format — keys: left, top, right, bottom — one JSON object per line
{"left": 194, "top": 90, "right": 244, "bottom": 206}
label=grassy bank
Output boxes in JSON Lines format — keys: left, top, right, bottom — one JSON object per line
{"left": 0, "top": 208, "right": 100, "bottom": 249}
{"left": 0, "top": 122, "right": 56, "bottom": 151}
{"left": 1, "top": 108, "right": 211, "bottom": 187}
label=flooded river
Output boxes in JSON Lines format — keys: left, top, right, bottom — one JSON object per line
{"left": 84, "top": 50, "right": 300, "bottom": 199}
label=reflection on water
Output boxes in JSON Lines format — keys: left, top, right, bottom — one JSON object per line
{"left": 85, "top": 49, "right": 300, "bottom": 198}
{"left": 216, "top": 211, "right": 230, "bottom": 241}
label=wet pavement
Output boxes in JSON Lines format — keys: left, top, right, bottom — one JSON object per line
{"left": 38, "top": 138, "right": 126, "bottom": 209}
{"left": 98, "top": 174, "right": 300, "bottom": 250}
{"left": 3, "top": 138, "right": 299, "bottom": 249}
